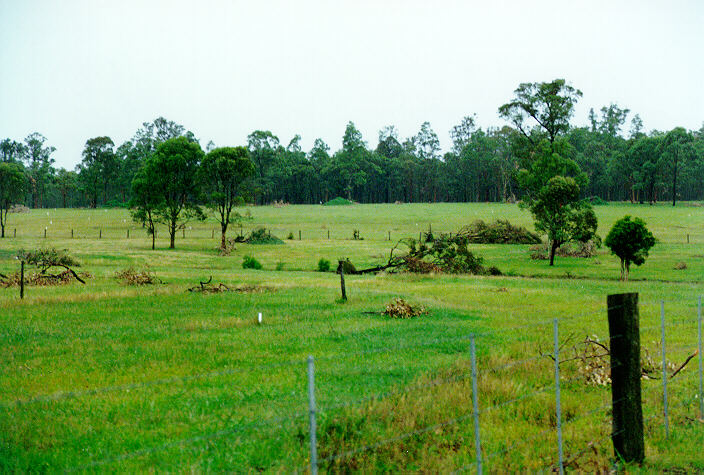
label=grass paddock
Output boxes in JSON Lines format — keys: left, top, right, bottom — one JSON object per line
{"left": 1, "top": 202, "right": 703, "bottom": 471}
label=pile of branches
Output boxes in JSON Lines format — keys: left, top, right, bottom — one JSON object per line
{"left": 234, "top": 227, "right": 284, "bottom": 245}
{"left": 187, "top": 276, "right": 274, "bottom": 294}
{"left": 114, "top": 267, "right": 161, "bottom": 285}
{"left": 1, "top": 248, "right": 88, "bottom": 286}
{"left": 340, "top": 232, "right": 501, "bottom": 276}
{"left": 383, "top": 298, "right": 427, "bottom": 319}
{"left": 530, "top": 240, "right": 600, "bottom": 260}
{"left": 460, "top": 219, "right": 542, "bottom": 244}
{"left": 541, "top": 334, "right": 699, "bottom": 386}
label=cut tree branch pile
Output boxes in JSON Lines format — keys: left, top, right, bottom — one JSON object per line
{"left": 540, "top": 335, "right": 699, "bottom": 385}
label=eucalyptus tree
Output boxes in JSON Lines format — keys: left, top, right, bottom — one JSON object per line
{"left": 499, "top": 79, "right": 582, "bottom": 147}
{"left": 659, "top": 127, "right": 696, "bottom": 206}
{"left": 144, "top": 137, "right": 205, "bottom": 249}
{"left": 23, "top": 132, "right": 55, "bottom": 208}
{"left": 200, "top": 146, "right": 255, "bottom": 248}
{"left": 77, "top": 136, "right": 116, "bottom": 208}
{"left": 0, "top": 162, "right": 27, "bottom": 237}
{"left": 0, "top": 139, "right": 26, "bottom": 164}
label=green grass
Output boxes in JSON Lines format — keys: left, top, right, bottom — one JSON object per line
{"left": 0, "top": 202, "right": 703, "bottom": 472}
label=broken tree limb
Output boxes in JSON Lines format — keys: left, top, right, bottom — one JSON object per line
{"left": 670, "top": 350, "right": 699, "bottom": 379}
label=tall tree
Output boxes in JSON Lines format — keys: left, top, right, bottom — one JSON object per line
{"left": 55, "top": 168, "right": 78, "bottom": 208}
{"left": 77, "top": 136, "right": 115, "bottom": 208}
{"left": 200, "top": 146, "right": 255, "bottom": 249}
{"left": 0, "top": 162, "right": 27, "bottom": 237}
{"left": 659, "top": 127, "right": 695, "bottom": 206}
{"left": 129, "top": 167, "right": 162, "bottom": 250}
{"left": 23, "top": 133, "right": 55, "bottom": 208}
{"left": 450, "top": 114, "right": 478, "bottom": 155}
{"left": 147, "top": 137, "right": 205, "bottom": 249}
{"left": 529, "top": 176, "right": 597, "bottom": 266}
{"left": 498, "top": 79, "right": 582, "bottom": 146}
{"left": 0, "top": 139, "right": 26, "bottom": 164}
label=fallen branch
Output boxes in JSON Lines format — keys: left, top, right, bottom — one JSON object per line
{"left": 670, "top": 350, "right": 699, "bottom": 379}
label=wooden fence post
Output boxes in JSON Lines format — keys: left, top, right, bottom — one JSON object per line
{"left": 20, "top": 260, "right": 24, "bottom": 300}
{"left": 607, "top": 293, "right": 644, "bottom": 463}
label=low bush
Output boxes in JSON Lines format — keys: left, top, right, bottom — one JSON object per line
{"left": 245, "top": 227, "right": 284, "bottom": 245}
{"left": 588, "top": 196, "right": 608, "bottom": 206}
{"left": 324, "top": 197, "right": 353, "bottom": 206}
{"left": 242, "top": 255, "right": 262, "bottom": 270}
{"left": 317, "top": 258, "right": 331, "bottom": 272}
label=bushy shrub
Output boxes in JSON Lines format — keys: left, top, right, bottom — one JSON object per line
{"left": 287, "top": 232, "right": 294, "bottom": 240}
{"left": 245, "top": 227, "right": 284, "bottom": 244}
{"left": 317, "top": 258, "right": 331, "bottom": 272}
{"left": 324, "top": 197, "right": 353, "bottom": 206}
{"left": 588, "top": 196, "right": 608, "bottom": 206}
{"left": 242, "top": 255, "right": 262, "bottom": 269}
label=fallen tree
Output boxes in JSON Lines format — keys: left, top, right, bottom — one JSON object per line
{"left": 1, "top": 248, "right": 88, "bottom": 285}
{"left": 337, "top": 232, "right": 501, "bottom": 276}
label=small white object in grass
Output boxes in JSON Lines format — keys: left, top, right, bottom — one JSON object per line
{"left": 258, "top": 312, "right": 262, "bottom": 324}
{"left": 50, "top": 220, "right": 52, "bottom": 225}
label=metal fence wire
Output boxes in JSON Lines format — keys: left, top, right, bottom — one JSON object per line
{"left": 1, "top": 296, "right": 702, "bottom": 472}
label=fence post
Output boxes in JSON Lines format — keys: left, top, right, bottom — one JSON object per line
{"left": 388, "top": 230, "right": 391, "bottom": 241}
{"left": 299, "top": 230, "right": 301, "bottom": 240}
{"left": 698, "top": 295, "right": 703, "bottom": 420}
{"left": 99, "top": 228, "right": 102, "bottom": 239}
{"left": 14, "top": 228, "right": 16, "bottom": 238}
{"left": 607, "top": 293, "right": 644, "bottom": 463}
{"left": 470, "top": 335, "right": 482, "bottom": 474}
{"left": 307, "top": 356, "right": 318, "bottom": 475}
{"left": 182, "top": 228, "right": 185, "bottom": 238}
{"left": 212, "top": 229, "right": 214, "bottom": 239}
{"left": 44, "top": 228, "right": 46, "bottom": 238}
{"left": 71, "top": 228, "right": 73, "bottom": 238}
{"left": 339, "top": 264, "right": 347, "bottom": 301}
{"left": 327, "top": 230, "right": 329, "bottom": 240}
{"left": 661, "top": 300, "right": 669, "bottom": 438}
{"left": 553, "top": 319, "right": 564, "bottom": 475}
{"left": 20, "top": 260, "right": 24, "bottom": 299}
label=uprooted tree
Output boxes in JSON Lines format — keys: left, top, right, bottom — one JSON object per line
{"left": 338, "top": 230, "right": 501, "bottom": 276}
{"left": 0, "top": 248, "right": 87, "bottom": 285}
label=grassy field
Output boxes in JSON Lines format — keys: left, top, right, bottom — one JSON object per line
{"left": 1, "top": 202, "right": 703, "bottom": 472}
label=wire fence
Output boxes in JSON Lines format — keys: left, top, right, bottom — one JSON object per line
{"left": 1, "top": 296, "right": 702, "bottom": 472}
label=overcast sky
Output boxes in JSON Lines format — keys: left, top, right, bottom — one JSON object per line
{"left": 1, "top": 0, "right": 703, "bottom": 169}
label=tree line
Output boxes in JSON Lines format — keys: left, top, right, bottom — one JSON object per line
{"left": 2, "top": 79, "right": 703, "bottom": 214}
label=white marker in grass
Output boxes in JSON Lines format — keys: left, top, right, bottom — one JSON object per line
{"left": 258, "top": 312, "right": 262, "bottom": 324}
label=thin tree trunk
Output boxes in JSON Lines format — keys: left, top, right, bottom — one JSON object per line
{"left": 549, "top": 241, "right": 558, "bottom": 266}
